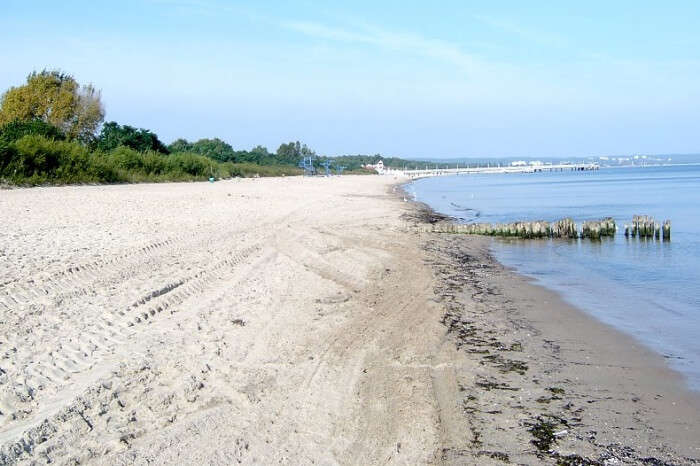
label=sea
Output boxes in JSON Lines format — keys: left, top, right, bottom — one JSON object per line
{"left": 409, "top": 165, "right": 700, "bottom": 390}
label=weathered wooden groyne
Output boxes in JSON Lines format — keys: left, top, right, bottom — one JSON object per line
{"left": 426, "top": 215, "right": 671, "bottom": 241}
{"left": 580, "top": 217, "right": 616, "bottom": 239}
{"left": 426, "top": 217, "right": 614, "bottom": 239}
{"left": 624, "top": 216, "right": 671, "bottom": 240}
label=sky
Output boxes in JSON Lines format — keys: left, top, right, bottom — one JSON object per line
{"left": 1, "top": 1, "right": 699, "bottom": 158}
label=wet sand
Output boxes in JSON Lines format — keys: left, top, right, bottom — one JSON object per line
{"left": 412, "top": 205, "right": 700, "bottom": 464}
{"left": 0, "top": 176, "right": 698, "bottom": 464}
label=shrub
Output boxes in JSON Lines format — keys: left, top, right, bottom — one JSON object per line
{"left": 87, "top": 154, "right": 123, "bottom": 183}
{"left": 107, "top": 145, "right": 146, "bottom": 171}
{"left": 0, "top": 133, "right": 302, "bottom": 186}
{"left": 4, "top": 134, "right": 94, "bottom": 183}
{"left": 230, "top": 162, "right": 301, "bottom": 177}
{"left": 0, "top": 119, "right": 65, "bottom": 143}
{"left": 166, "top": 152, "right": 212, "bottom": 177}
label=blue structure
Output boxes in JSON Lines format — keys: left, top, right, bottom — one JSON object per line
{"left": 320, "top": 160, "right": 332, "bottom": 177}
{"left": 298, "top": 156, "right": 315, "bottom": 176}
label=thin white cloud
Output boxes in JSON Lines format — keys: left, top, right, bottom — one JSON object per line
{"left": 473, "top": 14, "right": 566, "bottom": 47}
{"left": 283, "top": 20, "right": 482, "bottom": 72}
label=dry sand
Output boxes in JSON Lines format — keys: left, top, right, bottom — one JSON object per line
{"left": 0, "top": 176, "right": 698, "bottom": 465}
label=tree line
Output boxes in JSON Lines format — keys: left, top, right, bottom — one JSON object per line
{"left": 0, "top": 69, "right": 425, "bottom": 185}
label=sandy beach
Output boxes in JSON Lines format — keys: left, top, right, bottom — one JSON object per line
{"left": 1, "top": 176, "right": 699, "bottom": 465}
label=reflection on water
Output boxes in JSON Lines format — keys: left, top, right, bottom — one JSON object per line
{"left": 411, "top": 165, "right": 700, "bottom": 390}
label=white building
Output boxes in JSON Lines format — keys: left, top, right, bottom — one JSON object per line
{"left": 363, "top": 160, "right": 385, "bottom": 173}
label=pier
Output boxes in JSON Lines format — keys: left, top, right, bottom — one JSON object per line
{"left": 392, "top": 162, "right": 599, "bottom": 179}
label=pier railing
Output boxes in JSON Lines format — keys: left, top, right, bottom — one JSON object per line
{"left": 393, "top": 163, "right": 599, "bottom": 178}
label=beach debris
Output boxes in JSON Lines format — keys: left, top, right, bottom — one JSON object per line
{"left": 476, "top": 451, "right": 510, "bottom": 462}
{"left": 528, "top": 417, "right": 559, "bottom": 452}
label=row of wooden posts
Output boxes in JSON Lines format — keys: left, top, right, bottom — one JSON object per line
{"left": 624, "top": 215, "right": 671, "bottom": 240}
{"left": 428, "top": 216, "right": 670, "bottom": 240}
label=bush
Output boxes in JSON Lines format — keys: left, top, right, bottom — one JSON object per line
{"left": 87, "top": 154, "right": 123, "bottom": 183}
{"left": 218, "top": 162, "right": 243, "bottom": 178}
{"left": 0, "top": 134, "right": 126, "bottom": 184}
{"left": 0, "top": 140, "right": 18, "bottom": 175}
{"left": 0, "top": 133, "right": 303, "bottom": 186}
{"left": 229, "top": 162, "right": 301, "bottom": 177}
{"left": 106, "top": 145, "right": 167, "bottom": 175}
{"left": 0, "top": 119, "right": 65, "bottom": 143}
{"left": 10, "top": 135, "right": 75, "bottom": 179}
{"left": 165, "top": 152, "right": 212, "bottom": 177}
{"left": 107, "top": 145, "right": 146, "bottom": 171}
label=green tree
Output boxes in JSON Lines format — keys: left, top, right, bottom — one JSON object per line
{"left": 0, "top": 119, "right": 65, "bottom": 144}
{"left": 276, "top": 141, "right": 315, "bottom": 164}
{"left": 250, "top": 145, "right": 269, "bottom": 156}
{"left": 167, "top": 138, "right": 193, "bottom": 153}
{"left": 189, "top": 138, "right": 235, "bottom": 162}
{"left": 97, "top": 121, "right": 169, "bottom": 153}
{"left": 0, "top": 70, "right": 104, "bottom": 143}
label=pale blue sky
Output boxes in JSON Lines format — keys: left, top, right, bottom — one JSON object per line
{"left": 1, "top": 1, "right": 699, "bottom": 158}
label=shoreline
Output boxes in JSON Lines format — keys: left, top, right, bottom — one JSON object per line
{"left": 490, "top": 239, "right": 699, "bottom": 393}
{"left": 402, "top": 192, "right": 700, "bottom": 463}
{"left": 399, "top": 177, "right": 700, "bottom": 394}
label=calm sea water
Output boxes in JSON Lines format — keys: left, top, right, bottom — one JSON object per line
{"left": 410, "top": 165, "right": 700, "bottom": 390}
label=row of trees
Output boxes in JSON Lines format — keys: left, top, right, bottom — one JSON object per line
{"left": 0, "top": 69, "right": 397, "bottom": 185}
{"left": 0, "top": 70, "right": 325, "bottom": 168}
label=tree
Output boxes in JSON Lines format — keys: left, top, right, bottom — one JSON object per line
{"left": 0, "top": 70, "right": 104, "bottom": 143}
{"left": 97, "top": 121, "right": 169, "bottom": 153}
{"left": 189, "top": 138, "right": 235, "bottom": 162}
{"left": 250, "top": 145, "right": 269, "bottom": 156}
{"left": 0, "top": 119, "right": 65, "bottom": 144}
{"left": 69, "top": 84, "right": 104, "bottom": 143}
{"left": 276, "top": 141, "right": 315, "bottom": 164}
{"left": 168, "top": 138, "right": 193, "bottom": 153}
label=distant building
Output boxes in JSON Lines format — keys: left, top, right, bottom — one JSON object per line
{"left": 363, "top": 160, "right": 385, "bottom": 173}
{"left": 511, "top": 160, "right": 527, "bottom": 167}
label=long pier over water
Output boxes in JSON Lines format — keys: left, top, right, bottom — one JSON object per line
{"left": 392, "top": 163, "right": 599, "bottom": 179}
